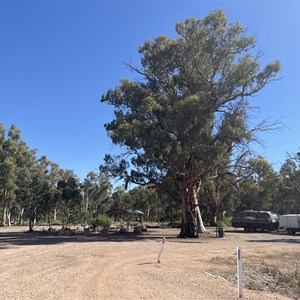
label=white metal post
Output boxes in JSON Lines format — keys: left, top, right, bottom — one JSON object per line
{"left": 237, "top": 247, "right": 243, "bottom": 298}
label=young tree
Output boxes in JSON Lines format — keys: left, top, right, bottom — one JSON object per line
{"left": 81, "top": 171, "right": 112, "bottom": 227}
{"left": 100, "top": 10, "right": 280, "bottom": 237}
{"left": 201, "top": 175, "right": 237, "bottom": 226}
{"left": 57, "top": 172, "right": 82, "bottom": 229}
{"left": 44, "top": 161, "right": 64, "bottom": 228}
{"left": 14, "top": 146, "right": 37, "bottom": 225}
{"left": 25, "top": 155, "right": 52, "bottom": 231}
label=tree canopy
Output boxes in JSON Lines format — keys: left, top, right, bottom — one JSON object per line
{"left": 100, "top": 10, "right": 281, "bottom": 237}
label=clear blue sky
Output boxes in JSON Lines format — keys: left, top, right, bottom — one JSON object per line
{"left": 0, "top": 0, "right": 299, "bottom": 180}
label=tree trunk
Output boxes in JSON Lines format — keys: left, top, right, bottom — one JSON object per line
{"left": 18, "top": 207, "right": 24, "bottom": 225}
{"left": 6, "top": 207, "right": 11, "bottom": 226}
{"left": 1, "top": 188, "right": 9, "bottom": 226}
{"left": 178, "top": 184, "right": 206, "bottom": 238}
{"left": 83, "top": 193, "right": 89, "bottom": 229}
{"left": 53, "top": 208, "right": 57, "bottom": 220}
{"left": 29, "top": 218, "right": 34, "bottom": 231}
{"left": 28, "top": 206, "right": 36, "bottom": 232}
{"left": 1, "top": 202, "right": 7, "bottom": 226}
{"left": 48, "top": 214, "right": 51, "bottom": 229}
{"left": 209, "top": 204, "right": 218, "bottom": 226}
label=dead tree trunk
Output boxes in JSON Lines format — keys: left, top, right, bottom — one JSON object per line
{"left": 209, "top": 204, "right": 218, "bottom": 226}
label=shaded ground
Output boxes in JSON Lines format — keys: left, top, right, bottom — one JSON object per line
{"left": 0, "top": 226, "right": 299, "bottom": 299}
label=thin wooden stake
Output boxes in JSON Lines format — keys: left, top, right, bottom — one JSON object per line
{"left": 157, "top": 237, "right": 166, "bottom": 263}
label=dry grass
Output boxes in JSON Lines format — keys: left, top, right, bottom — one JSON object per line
{"left": 210, "top": 255, "right": 236, "bottom": 265}
{"left": 210, "top": 251, "right": 300, "bottom": 299}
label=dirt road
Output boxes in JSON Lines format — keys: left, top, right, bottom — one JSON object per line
{"left": 0, "top": 226, "right": 299, "bottom": 299}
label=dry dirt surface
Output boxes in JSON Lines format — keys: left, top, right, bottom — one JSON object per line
{"left": 0, "top": 226, "right": 299, "bottom": 300}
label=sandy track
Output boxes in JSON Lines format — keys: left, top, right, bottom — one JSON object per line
{"left": 0, "top": 226, "right": 298, "bottom": 300}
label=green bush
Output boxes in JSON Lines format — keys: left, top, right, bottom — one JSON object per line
{"left": 98, "top": 215, "right": 112, "bottom": 228}
{"left": 90, "top": 215, "right": 112, "bottom": 230}
{"left": 90, "top": 218, "right": 101, "bottom": 230}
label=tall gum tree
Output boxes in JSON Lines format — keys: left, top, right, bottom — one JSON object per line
{"left": 0, "top": 124, "right": 24, "bottom": 226}
{"left": 100, "top": 10, "right": 281, "bottom": 237}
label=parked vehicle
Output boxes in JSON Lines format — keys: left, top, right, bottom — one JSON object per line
{"left": 232, "top": 210, "right": 279, "bottom": 232}
{"left": 279, "top": 214, "right": 300, "bottom": 235}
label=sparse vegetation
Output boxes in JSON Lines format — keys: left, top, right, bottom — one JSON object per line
{"left": 211, "top": 255, "right": 235, "bottom": 265}
{"left": 210, "top": 251, "right": 300, "bottom": 299}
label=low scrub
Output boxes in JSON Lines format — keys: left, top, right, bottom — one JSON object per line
{"left": 90, "top": 215, "right": 112, "bottom": 230}
{"left": 210, "top": 254, "right": 300, "bottom": 299}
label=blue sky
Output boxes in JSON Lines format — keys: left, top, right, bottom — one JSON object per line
{"left": 0, "top": 0, "right": 299, "bottom": 180}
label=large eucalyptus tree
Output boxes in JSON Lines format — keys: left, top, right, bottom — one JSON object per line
{"left": 100, "top": 10, "right": 280, "bottom": 237}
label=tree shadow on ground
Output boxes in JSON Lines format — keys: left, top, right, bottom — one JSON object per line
{"left": 225, "top": 229, "right": 276, "bottom": 234}
{"left": 0, "top": 228, "right": 214, "bottom": 248}
{"left": 247, "top": 237, "right": 300, "bottom": 244}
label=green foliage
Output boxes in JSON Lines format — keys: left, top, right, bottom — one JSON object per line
{"left": 110, "top": 187, "right": 133, "bottom": 211}
{"left": 98, "top": 214, "right": 112, "bottom": 228}
{"left": 90, "top": 217, "right": 101, "bottom": 230}
{"left": 128, "top": 187, "right": 167, "bottom": 223}
{"left": 57, "top": 174, "right": 82, "bottom": 228}
{"left": 100, "top": 10, "right": 281, "bottom": 237}
{"left": 236, "top": 156, "right": 280, "bottom": 212}
{"left": 90, "top": 215, "right": 112, "bottom": 230}
{"left": 220, "top": 215, "right": 232, "bottom": 227}
{"left": 0, "top": 124, "right": 35, "bottom": 226}
{"left": 275, "top": 158, "right": 300, "bottom": 213}
{"left": 81, "top": 171, "right": 112, "bottom": 220}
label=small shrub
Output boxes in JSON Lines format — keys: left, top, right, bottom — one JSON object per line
{"left": 90, "top": 215, "right": 112, "bottom": 230}
{"left": 98, "top": 215, "right": 112, "bottom": 228}
{"left": 90, "top": 218, "right": 101, "bottom": 230}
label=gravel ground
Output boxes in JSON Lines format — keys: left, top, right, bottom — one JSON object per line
{"left": 0, "top": 226, "right": 299, "bottom": 300}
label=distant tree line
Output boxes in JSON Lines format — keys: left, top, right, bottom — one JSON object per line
{"left": 0, "top": 123, "right": 299, "bottom": 231}
{"left": 199, "top": 154, "right": 300, "bottom": 226}
{"left": 0, "top": 123, "right": 109, "bottom": 230}
{"left": 0, "top": 123, "right": 170, "bottom": 230}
